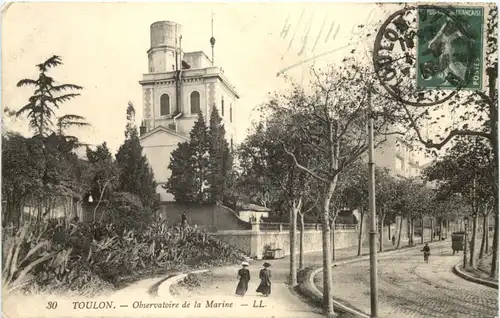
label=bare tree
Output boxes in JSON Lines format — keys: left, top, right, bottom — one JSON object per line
{"left": 270, "top": 59, "right": 397, "bottom": 315}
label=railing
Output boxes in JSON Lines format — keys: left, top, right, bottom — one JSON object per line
{"left": 258, "top": 222, "right": 358, "bottom": 232}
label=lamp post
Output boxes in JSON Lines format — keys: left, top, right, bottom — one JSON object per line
{"left": 463, "top": 216, "right": 469, "bottom": 268}
{"left": 367, "top": 88, "right": 379, "bottom": 317}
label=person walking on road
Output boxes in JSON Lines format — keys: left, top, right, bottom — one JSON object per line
{"left": 235, "top": 261, "right": 250, "bottom": 296}
{"left": 256, "top": 262, "right": 272, "bottom": 297}
{"left": 421, "top": 243, "right": 431, "bottom": 263}
{"left": 392, "top": 235, "right": 396, "bottom": 246}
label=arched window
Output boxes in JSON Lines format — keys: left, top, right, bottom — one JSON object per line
{"left": 190, "top": 91, "right": 201, "bottom": 114}
{"left": 221, "top": 96, "right": 225, "bottom": 116}
{"left": 160, "top": 94, "right": 170, "bottom": 116}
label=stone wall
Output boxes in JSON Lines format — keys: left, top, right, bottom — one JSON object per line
{"left": 211, "top": 229, "right": 361, "bottom": 259}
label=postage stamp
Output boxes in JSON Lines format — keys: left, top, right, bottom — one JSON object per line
{"left": 372, "top": 4, "right": 486, "bottom": 106}
{"left": 416, "top": 5, "right": 485, "bottom": 90}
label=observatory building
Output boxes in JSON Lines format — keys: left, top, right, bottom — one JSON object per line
{"left": 138, "top": 21, "right": 239, "bottom": 202}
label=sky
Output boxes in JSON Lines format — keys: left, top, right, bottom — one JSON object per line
{"left": 2, "top": 2, "right": 398, "bottom": 154}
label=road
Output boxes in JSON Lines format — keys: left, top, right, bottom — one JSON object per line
{"left": 169, "top": 241, "right": 402, "bottom": 318}
{"left": 314, "top": 241, "right": 498, "bottom": 318}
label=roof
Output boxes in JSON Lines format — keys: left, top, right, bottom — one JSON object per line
{"left": 139, "top": 125, "right": 189, "bottom": 141}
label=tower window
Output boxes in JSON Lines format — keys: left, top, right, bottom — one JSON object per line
{"left": 230, "top": 103, "right": 233, "bottom": 123}
{"left": 221, "top": 96, "right": 224, "bottom": 117}
{"left": 160, "top": 94, "right": 170, "bottom": 116}
{"left": 190, "top": 91, "right": 201, "bottom": 114}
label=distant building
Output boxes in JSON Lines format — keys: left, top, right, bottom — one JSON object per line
{"left": 373, "top": 133, "right": 426, "bottom": 179}
{"left": 138, "top": 21, "right": 239, "bottom": 202}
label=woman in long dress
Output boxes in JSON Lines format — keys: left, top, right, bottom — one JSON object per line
{"left": 235, "top": 261, "right": 250, "bottom": 296}
{"left": 256, "top": 262, "right": 272, "bottom": 297}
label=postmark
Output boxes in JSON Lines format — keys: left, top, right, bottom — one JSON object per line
{"left": 373, "top": 5, "right": 484, "bottom": 107}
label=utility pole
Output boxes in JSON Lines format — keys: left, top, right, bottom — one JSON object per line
{"left": 367, "top": 88, "right": 379, "bottom": 317}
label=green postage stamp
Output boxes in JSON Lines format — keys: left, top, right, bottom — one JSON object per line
{"left": 417, "top": 6, "right": 484, "bottom": 90}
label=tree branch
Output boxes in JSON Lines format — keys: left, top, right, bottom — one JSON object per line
{"left": 402, "top": 103, "right": 492, "bottom": 150}
{"left": 283, "top": 145, "right": 329, "bottom": 184}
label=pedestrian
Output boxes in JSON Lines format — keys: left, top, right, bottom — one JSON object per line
{"left": 256, "top": 262, "right": 272, "bottom": 297}
{"left": 421, "top": 243, "right": 431, "bottom": 263}
{"left": 181, "top": 212, "right": 187, "bottom": 225}
{"left": 392, "top": 235, "right": 396, "bottom": 246}
{"left": 235, "top": 261, "right": 250, "bottom": 296}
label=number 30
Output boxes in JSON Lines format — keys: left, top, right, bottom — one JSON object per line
{"left": 46, "top": 301, "right": 58, "bottom": 310}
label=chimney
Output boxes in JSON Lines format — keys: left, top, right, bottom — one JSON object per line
{"left": 140, "top": 121, "right": 147, "bottom": 136}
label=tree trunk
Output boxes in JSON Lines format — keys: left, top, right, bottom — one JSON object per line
{"left": 299, "top": 212, "right": 305, "bottom": 270}
{"left": 491, "top": 213, "right": 498, "bottom": 278}
{"left": 388, "top": 221, "right": 391, "bottom": 241}
{"left": 410, "top": 218, "right": 415, "bottom": 246}
{"left": 289, "top": 202, "right": 299, "bottom": 286}
{"left": 485, "top": 68, "right": 498, "bottom": 277}
{"left": 486, "top": 216, "right": 490, "bottom": 254}
{"left": 331, "top": 217, "right": 336, "bottom": 261}
{"left": 95, "top": 180, "right": 111, "bottom": 222}
{"left": 439, "top": 218, "right": 443, "bottom": 241}
{"left": 357, "top": 210, "right": 364, "bottom": 256}
{"left": 321, "top": 182, "right": 335, "bottom": 316}
{"left": 430, "top": 217, "right": 434, "bottom": 243}
{"left": 470, "top": 213, "right": 478, "bottom": 268}
{"left": 379, "top": 212, "right": 385, "bottom": 252}
{"left": 422, "top": 216, "right": 425, "bottom": 244}
{"left": 397, "top": 215, "right": 403, "bottom": 249}
{"left": 479, "top": 214, "right": 487, "bottom": 259}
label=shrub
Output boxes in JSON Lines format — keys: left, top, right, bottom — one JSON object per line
{"left": 2, "top": 214, "right": 245, "bottom": 296}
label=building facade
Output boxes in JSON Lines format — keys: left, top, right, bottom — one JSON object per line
{"left": 138, "top": 21, "right": 239, "bottom": 202}
{"left": 372, "top": 133, "right": 424, "bottom": 179}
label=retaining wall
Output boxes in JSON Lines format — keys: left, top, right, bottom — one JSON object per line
{"left": 211, "top": 229, "right": 361, "bottom": 259}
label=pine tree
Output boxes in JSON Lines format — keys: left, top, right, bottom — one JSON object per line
{"left": 166, "top": 112, "right": 209, "bottom": 204}
{"left": 207, "top": 106, "right": 232, "bottom": 204}
{"left": 115, "top": 102, "right": 158, "bottom": 209}
{"left": 15, "top": 55, "right": 83, "bottom": 137}
{"left": 165, "top": 141, "right": 195, "bottom": 202}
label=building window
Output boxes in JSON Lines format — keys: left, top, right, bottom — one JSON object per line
{"left": 221, "top": 96, "right": 225, "bottom": 117}
{"left": 231, "top": 138, "right": 233, "bottom": 149}
{"left": 230, "top": 103, "right": 233, "bottom": 123}
{"left": 190, "top": 91, "right": 201, "bottom": 114}
{"left": 160, "top": 94, "right": 170, "bottom": 116}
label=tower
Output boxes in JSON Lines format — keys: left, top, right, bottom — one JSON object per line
{"left": 148, "top": 21, "right": 183, "bottom": 73}
{"left": 138, "top": 20, "right": 240, "bottom": 202}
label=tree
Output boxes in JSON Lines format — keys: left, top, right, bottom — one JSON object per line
{"left": 388, "top": 6, "right": 498, "bottom": 277}
{"left": 86, "top": 142, "right": 119, "bottom": 222}
{"left": 235, "top": 123, "right": 282, "bottom": 209}
{"left": 166, "top": 112, "right": 210, "bottom": 204}
{"left": 424, "top": 136, "right": 494, "bottom": 268}
{"left": 375, "top": 168, "right": 398, "bottom": 252}
{"left": 236, "top": 109, "right": 317, "bottom": 285}
{"left": 115, "top": 102, "right": 158, "bottom": 210}
{"left": 207, "top": 106, "right": 232, "bottom": 204}
{"left": 339, "top": 160, "right": 369, "bottom": 256}
{"left": 15, "top": 56, "right": 82, "bottom": 137}
{"left": 272, "top": 60, "right": 397, "bottom": 315}
{"left": 2, "top": 133, "right": 44, "bottom": 227}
